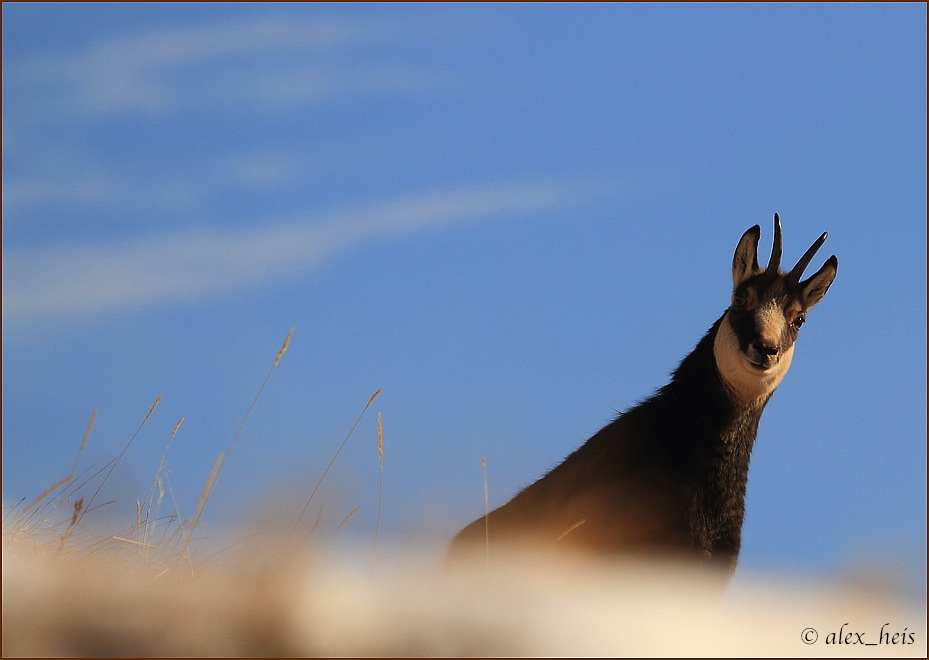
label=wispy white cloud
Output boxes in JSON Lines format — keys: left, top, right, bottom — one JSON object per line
{"left": 224, "top": 152, "right": 302, "bottom": 191}
{"left": 0, "top": 140, "right": 403, "bottom": 220}
{"left": 2, "top": 178, "right": 602, "bottom": 324}
{"left": 1, "top": 14, "right": 462, "bottom": 218}
{"left": 222, "top": 63, "right": 442, "bottom": 110}
{"left": 0, "top": 140, "right": 118, "bottom": 215}
{"left": 1, "top": 139, "right": 398, "bottom": 220}
{"left": 8, "top": 15, "right": 453, "bottom": 119}
{"left": 1, "top": 175, "right": 113, "bottom": 210}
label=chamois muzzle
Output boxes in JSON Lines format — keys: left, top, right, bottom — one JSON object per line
{"left": 747, "top": 339, "right": 780, "bottom": 369}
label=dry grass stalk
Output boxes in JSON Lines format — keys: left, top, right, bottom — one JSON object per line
{"left": 175, "top": 451, "right": 224, "bottom": 572}
{"left": 139, "top": 416, "right": 185, "bottom": 552}
{"left": 274, "top": 327, "right": 294, "bottom": 367}
{"left": 68, "top": 499, "right": 84, "bottom": 529}
{"left": 111, "top": 535, "right": 156, "bottom": 547}
{"left": 367, "top": 388, "right": 383, "bottom": 407}
{"left": 336, "top": 505, "right": 361, "bottom": 533}
{"left": 373, "top": 412, "right": 384, "bottom": 567}
{"left": 318, "top": 505, "right": 363, "bottom": 553}
{"left": 56, "top": 498, "right": 85, "bottom": 552}
{"left": 6, "top": 331, "right": 297, "bottom": 579}
{"left": 195, "top": 453, "right": 224, "bottom": 524}
{"left": 142, "top": 395, "right": 163, "bottom": 425}
{"left": 70, "top": 410, "right": 97, "bottom": 475}
{"left": 11, "top": 474, "right": 74, "bottom": 529}
{"left": 5, "top": 409, "right": 98, "bottom": 536}
{"left": 62, "top": 396, "right": 162, "bottom": 550}
{"left": 212, "top": 331, "right": 293, "bottom": 495}
{"left": 178, "top": 328, "right": 294, "bottom": 570}
{"left": 377, "top": 412, "right": 384, "bottom": 463}
{"left": 287, "top": 388, "right": 383, "bottom": 547}
{"left": 482, "top": 456, "right": 489, "bottom": 564}
{"left": 8, "top": 329, "right": 385, "bottom": 581}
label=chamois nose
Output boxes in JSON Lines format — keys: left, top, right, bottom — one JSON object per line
{"left": 752, "top": 340, "right": 779, "bottom": 358}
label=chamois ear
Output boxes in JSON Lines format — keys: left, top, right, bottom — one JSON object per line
{"left": 732, "top": 224, "right": 761, "bottom": 287}
{"left": 800, "top": 255, "right": 838, "bottom": 310}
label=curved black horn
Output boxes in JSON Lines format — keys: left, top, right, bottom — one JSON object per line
{"left": 766, "top": 213, "right": 783, "bottom": 273}
{"left": 788, "top": 231, "right": 829, "bottom": 283}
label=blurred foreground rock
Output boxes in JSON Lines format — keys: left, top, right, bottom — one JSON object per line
{"left": 3, "top": 536, "right": 925, "bottom": 657}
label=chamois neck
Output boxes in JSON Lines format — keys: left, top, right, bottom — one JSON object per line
{"left": 659, "top": 315, "right": 772, "bottom": 428}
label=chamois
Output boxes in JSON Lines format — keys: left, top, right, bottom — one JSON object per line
{"left": 448, "top": 214, "right": 838, "bottom": 575}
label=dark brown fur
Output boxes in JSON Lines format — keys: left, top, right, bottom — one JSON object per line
{"left": 448, "top": 215, "right": 837, "bottom": 576}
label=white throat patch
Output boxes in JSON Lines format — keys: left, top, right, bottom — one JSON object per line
{"left": 713, "top": 312, "right": 794, "bottom": 406}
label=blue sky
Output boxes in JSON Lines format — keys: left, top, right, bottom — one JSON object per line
{"left": 3, "top": 3, "right": 926, "bottom": 585}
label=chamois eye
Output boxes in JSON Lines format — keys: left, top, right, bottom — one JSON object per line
{"left": 732, "top": 295, "right": 746, "bottom": 309}
{"left": 792, "top": 313, "right": 806, "bottom": 330}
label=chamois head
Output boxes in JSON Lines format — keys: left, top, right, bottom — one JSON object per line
{"left": 714, "top": 213, "right": 838, "bottom": 405}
